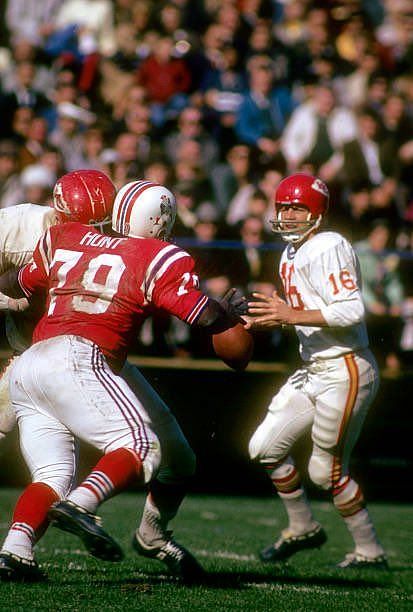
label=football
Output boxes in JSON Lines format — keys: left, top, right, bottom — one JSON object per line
{"left": 212, "top": 322, "right": 254, "bottom": 371}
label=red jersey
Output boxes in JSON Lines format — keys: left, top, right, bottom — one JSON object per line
{"left": 18, "top": 223, "right": 209, "bottom": 368}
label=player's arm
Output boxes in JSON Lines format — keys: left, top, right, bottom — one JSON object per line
{"left": 0, "top": 267, "right": 30, "bottom": 312}
{"left": 246, "top": 290, "right": 328, "bottom": 329}
{"left": 149, "top": 256, "right": 244, "bottom": 332}
{"left": 147, "top": 247, "right": 252, "bottom": 368}
{"left": 0, "top": 229, "right": 51, "bottom": 308}
{"left": 246, "top": 240, "right": 364, "bottom": 329}
{"left": 310, "top": 242, "right": 365, "bottom": 327}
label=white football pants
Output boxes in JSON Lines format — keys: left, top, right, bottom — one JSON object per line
{"left": 9, "top": 335, "right": 162, "bottom": 498}
{"left": 249, "top": 349, "right": 380, "bottom": 490}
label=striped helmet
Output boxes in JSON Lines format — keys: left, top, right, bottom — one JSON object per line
{"left": 112, "top": 180, "right": 177, "bottom": 239}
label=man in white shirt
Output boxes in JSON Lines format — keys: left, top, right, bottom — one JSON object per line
{"left": 246, "top": 173, "right": 387, "bottom": 569}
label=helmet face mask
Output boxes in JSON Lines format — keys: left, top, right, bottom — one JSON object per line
{"left": 112, "top": 180, "right": 177, "bottom": 240}
{"left": 53, "top": 169, "right": 116, "bottom": 228}
{"left": 271, "top": 174, "right": 329, "bottom": 243}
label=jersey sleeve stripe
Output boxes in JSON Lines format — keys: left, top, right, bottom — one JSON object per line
{"left": 38, "top": 229, "right": 52, "bottom": 275}
{"left": 145, "top": 250, "right": 190, "bottom": 302}
{"left": 186, "top": 294, "right": 209, "bottom": 325}
{"left": 145, "top": 245, "right": 182, "bottom": 287}
{"left": 17, "top": 267, "right": 32, "bottom": 297}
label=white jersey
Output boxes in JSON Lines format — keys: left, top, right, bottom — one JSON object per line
{"left": 0, "top": 203, "right": 57, "bottom": 353}
{"left": 0, "top": 203, "right": 56, "bottom": 273}
{"left": 279, "top": 231, "right": 369, "bottom": 361}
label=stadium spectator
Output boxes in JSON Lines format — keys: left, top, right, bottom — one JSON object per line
{"left": 0, "top": 140, "right": 24, "bottom": 209}
{"left": 342, "top": 106, "right": 399, "bottom": 196}
{"left": 164, "top": 106, "right": 220, "bottom": 172}
{"left": 135, "top": 35, "right": 191, "bottom": 128}
{"left": 235, "top": 54, "right": 294, "bottom": 167}
{"left": 0, "top": 60, "right": 50, "bottom": 139}
{"left": 19, "top": 163, "right": 54, "bottom": 205}
{"left": 281, "top": 83, "right": 357, "bottom": 182}
{"left": 355, "top": 219, "right": 404, "bottom": 372}
{"left": 210, "top": 144, "right": 254, "bottom": 221}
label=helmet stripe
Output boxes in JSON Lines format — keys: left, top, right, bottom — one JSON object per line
{"left": 116, "top": 181, "right": 149, "bottom": 233}
{"left": 116, "top": 180, "right": 160, "bottom": 235}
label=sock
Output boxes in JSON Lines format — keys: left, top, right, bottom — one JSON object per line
{"left": 343, "top": 509, "right": 385, "bottom": 558}
{"left": 138, "top": 480, "right": 187, "bottom": 544}
{"left": 68, "top": 448, "right": 143, "bottom": 514}
{"left": 333, "top": 476, "right": 384, "bottom": 557}
{"left": 2, "top": 482, "right": 59, "bottom": 560}
{"left": 265, "top": 460, "right": 316, "bottom": 535}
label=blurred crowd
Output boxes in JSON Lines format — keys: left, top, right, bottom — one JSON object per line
{"left": 0, "top": 0, "right": 413, "bottom": 371}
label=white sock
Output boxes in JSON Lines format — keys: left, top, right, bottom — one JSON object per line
{"left": 138, "top": 496, "right": 169, "bottom": 544}
{"left": 279, "top": 488, "right": 317, "bottom": 535}
{"left": 2, "top": 525, "right": 34, "bottom": 560}
{"left": 344, "top": 509, "right": 385, "bottom": 558}
{"left": 67, "top": 487, "right": 99, "bottom": 514}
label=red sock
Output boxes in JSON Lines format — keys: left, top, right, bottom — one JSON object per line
{"left": 80, "top": 448, "right": 143, "bottom": 503}
{"left": 12, "top": 482, "right": 59, "bottom": 541}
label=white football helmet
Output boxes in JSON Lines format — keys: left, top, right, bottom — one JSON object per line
{"left": 112, "top": 180, "right": 177, "bottom": 239}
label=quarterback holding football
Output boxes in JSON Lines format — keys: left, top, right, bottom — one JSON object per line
{"left": 246, "top": 173, "right": 387, "bottom": 569}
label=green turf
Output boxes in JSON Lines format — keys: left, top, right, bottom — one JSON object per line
{"left": 0, "top": 490, "right": 411, "bottom": 611}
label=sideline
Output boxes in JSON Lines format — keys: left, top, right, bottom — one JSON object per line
{"left": 0, "top": 349, "right": 407, "bottom": 378}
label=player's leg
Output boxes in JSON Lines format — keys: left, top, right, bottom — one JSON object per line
{"left": 33, "top": 336, "right": 161, "bottom": 560}
{"left": 249, "top": 369, "right": 326, "bottom": 561}
{"left": 120, "top": 361, "right": 203, "bottom": 580}
{"left": 0, "top": 351, "right": 77, "bottom": 581}
{"left": 309, "top": 351, "right": 387, "bottom": 568}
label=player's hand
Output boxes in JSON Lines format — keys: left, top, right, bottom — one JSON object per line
{"left": 0, "top": 292, "right": 29, "bottom": 312}
{"left": 245, "top": 291, "right": 293, "bottom": 330}
{"left": 219, "top": 287, "right": 248, "bottom": 320}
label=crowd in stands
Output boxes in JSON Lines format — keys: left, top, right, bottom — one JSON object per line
{"left": 0, "top": 0, "right": 412, "bottom": 370}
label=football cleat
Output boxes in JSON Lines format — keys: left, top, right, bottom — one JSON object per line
{"left": 132, "top": 530, "right": 205, "bottom": 582}
{"left": 260, "top": 523, "right": 327, "bottom": 562}
{"left": 0, "top": 551, "right": 46, "bottom": 582}
{"left": 48, "top": 500, "right": 123, "bottom": 562}
{"left": 336, "top": 552, "right": 389, "bottom": 570}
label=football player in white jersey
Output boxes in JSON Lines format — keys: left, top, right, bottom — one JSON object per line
{"left": 246, "top": 173, "right": 387, "bottom": 569}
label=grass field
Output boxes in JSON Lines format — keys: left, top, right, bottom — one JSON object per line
{"left": 0, "top": 489, "right": 411, "bottom": 611}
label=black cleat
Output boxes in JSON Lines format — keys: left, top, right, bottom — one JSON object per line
{"left": 0, "top": 552, "right": 46, "bottom": 582}
{"left": 260, "top": 523, "right": 327, "bottom": 562}
{"left": 132, "top": 530, "right": 205, "bottom": 582}
{"left": 337, "top": 552, "right": 389, "bottom": 570}
{"left": 48, "top": 500, "right": 123, "bottom": 562}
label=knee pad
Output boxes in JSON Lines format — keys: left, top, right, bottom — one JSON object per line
{"left": 308, "top": 454, "right": 331, "bottom": 490}
{"left": 31, "top": 466, "right": 73, "bottom": 499}
{"left": 141, "top": 439, "right": 162, "bottom": 484}
{"left": 248, "top": 427, "right": 288, "bottom": 464}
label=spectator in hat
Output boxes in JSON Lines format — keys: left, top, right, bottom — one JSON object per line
{"left": 49, "top": 102, "right": 96, "bottom": 171}
{"left": 20, "top": 163, "right": 55, "bottom": 204}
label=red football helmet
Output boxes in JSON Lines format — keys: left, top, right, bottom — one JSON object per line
{"left": 53, "top": 170, "right": 116, "bottom": 227}
{"left": 271, "top": 173, "right": 329, "bottom": 243}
